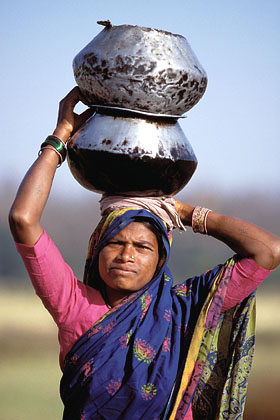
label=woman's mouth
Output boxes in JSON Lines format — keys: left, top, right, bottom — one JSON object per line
{"left": 110, "top": 266, "right": 136, "bottom": 275}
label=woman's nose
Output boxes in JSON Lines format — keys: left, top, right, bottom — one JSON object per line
{"left": 117, "top": 244, "right": 135, "bottom": 262}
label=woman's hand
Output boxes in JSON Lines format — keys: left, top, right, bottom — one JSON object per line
{"left": 53, "top": 87, "right": 95, "bottom": 142}
{"left": 174, "top": 199, "right": 194, "bottom": 227}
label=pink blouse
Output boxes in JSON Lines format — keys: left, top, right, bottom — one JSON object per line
{"left": 16, "top": 231, "right": 272, "bottom": 418}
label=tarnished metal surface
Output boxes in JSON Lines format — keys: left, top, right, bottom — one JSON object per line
{"left": 73, "top": 24, "right": 207, "bottom": 115}
{"left": 69, "top": 112, "right": 195, "bottom": 159}
{"left": 67, "top": 112, "right": 197, "bottom": 195}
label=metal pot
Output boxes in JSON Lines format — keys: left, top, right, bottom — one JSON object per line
{"left": 67, "top": 108, "right": 197, "bottom": 196}
{"left": 73, "top": 22, "right": 207, "bottom": 115}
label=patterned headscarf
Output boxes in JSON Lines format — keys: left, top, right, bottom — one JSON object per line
{"left": 83, "top": 208, "right": 171, "bottom": 291}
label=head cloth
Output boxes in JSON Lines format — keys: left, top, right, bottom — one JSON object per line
{"left": 83, "top": 208, "right": 171, "bottom": 289}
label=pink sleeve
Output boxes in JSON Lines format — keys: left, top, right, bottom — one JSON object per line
{"left": 222, "top": 258, "right": 274, "bottom": 312}
{"left": 15, "top": 231, "right": 108, "bottom": 329}
{"left": 16, "top": 231, "right": 76, "bottom": 307}
{"left": 16, "top": 231, "right": 109, "bottom": 368}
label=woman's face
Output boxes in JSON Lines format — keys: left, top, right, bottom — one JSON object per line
{"left": 98, "top": 222, "right": 159, "bottom": 299}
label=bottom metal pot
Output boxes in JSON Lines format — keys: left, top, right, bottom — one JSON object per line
{"left": 67, "top": 111, "right": 197, "bottom": 196}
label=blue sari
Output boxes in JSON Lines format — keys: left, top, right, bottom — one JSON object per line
{"left": 60, "top": 209, "right": 256, "bottom": 420}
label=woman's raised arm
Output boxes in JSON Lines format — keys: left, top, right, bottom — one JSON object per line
{"left": 174, "top": 200, "right": 280, "bottom": 270}
{"left": 9, "top": 87, "right": 93, "bottom": 246}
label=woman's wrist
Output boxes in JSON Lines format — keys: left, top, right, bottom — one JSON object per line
{"left": 192, "top": 207, "right": 212, "bottom": 234}
{"left": 38, "top": 147, "right": 61, "bottom": 167}
{"left": 38, "top": 135, "right": 67, "bottom": 167}
{"left": 53, "top": 124, "right": 72, "bottom": 143}
{"left": 175, "top": 201, "right": 195, "bottom": 226}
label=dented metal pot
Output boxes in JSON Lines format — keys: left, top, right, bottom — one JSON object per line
{"left": 73, "top": 22, "right": 207, "bottom": 115}
{"left": 67, "top": 108, "right": 197, "bottom": 196}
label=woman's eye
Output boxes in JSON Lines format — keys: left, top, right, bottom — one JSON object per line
{"left": 138, "top": 245, "right": 151, "bottom": 251}
{"left": 108, "top": 241, "right": 121, "bottom": 246}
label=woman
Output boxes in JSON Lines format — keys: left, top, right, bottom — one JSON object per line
{"left": 9, "top": 88, "right": 280, "bottom": 419}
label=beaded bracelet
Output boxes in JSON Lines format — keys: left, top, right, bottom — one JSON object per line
{"left": 192, "top": 206, "right": 212, "bottom": 235}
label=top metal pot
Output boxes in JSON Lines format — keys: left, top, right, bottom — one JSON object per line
{"left": 73, "top": 22, "right": 207, "bottom": 115}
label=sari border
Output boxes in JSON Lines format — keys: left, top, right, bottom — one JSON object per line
{"left": 169, "top": 258, "right": 235, "bottom": 420}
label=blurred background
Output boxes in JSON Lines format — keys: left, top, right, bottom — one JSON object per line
{"left": 1, "top": 0, "right": 279, "bottom": 419}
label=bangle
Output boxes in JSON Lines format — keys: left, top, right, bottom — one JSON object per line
{"left": 51, "top": 134, "right": 67, "bottom": 146}
{"left": 192, "top": 207, "right": 212, "bottom": 234}
{"left": 38, "top": 146, "right": 63, "bottom": 167}
{"left": 40, "top": 135, "right": 67, "bottom": 163}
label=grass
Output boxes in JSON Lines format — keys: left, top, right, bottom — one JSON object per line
{"left": 0, "top": 351, "right": 63, "bottom": 420}
{"left": 0, "top": 287, "right": 279, "bottom": 420}
{"left": 0, "top": 288, "right": 63, "bottom": 420}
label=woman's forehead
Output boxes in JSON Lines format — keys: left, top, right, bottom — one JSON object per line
{"left": 113, "top": 222, "right": 158, "bottom": 243}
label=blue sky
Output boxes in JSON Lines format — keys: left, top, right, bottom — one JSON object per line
{"left": 1, "top": 0, "right": 279, "bottom": 199}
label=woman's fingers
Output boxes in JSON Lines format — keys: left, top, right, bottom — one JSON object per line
{"left": 61, "top": 86, "right": 80, "bottom": 103}
{"left": 71, "top": 107, "right": 95, "bottom": 135}
{"left": 76, "top": 107, "right": 95, "bottom": 126}
{"left": 59, "top": 87, "right": 81, "bottom": 115}
{"left": 54, "top": 87, "right": 94, "bottom": 140}
{"left": 78, "top": 89, "right": 92, "bottom": 106}
{"left": 174, "top": 199, "right": 182, "bottom": 213}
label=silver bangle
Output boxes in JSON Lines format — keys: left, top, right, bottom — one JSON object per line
{"left": 38, "top": 146, "right": 63, "bottom": 168}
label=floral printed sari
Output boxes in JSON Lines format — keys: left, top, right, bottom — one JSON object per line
{"left": 60, "top": 209, "right": 256, "bottom": 419}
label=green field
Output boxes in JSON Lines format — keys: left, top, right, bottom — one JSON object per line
{"left": 1, "top": 287, "right": 279, "bottom": 420}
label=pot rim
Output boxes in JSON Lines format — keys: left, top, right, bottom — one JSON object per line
{"left": 96, "top": 21, "right": 186, "bottom": 39}
{"left": 90, "top": 105, "right": 186, "bottom": 121}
